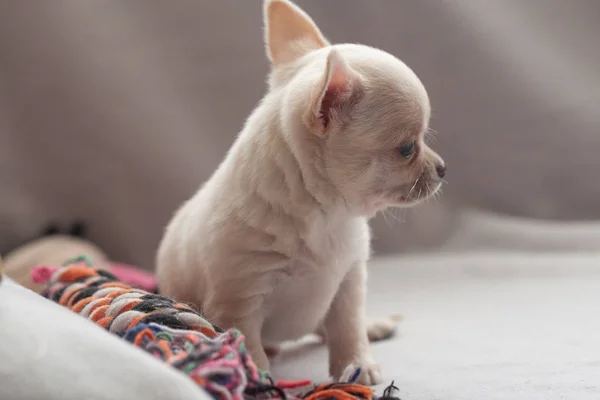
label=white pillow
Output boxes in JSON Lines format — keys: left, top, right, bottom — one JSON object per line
{"left": 0, "top": 277, "right": 210, "bottom": 400}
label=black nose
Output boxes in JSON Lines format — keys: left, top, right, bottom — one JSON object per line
{"left": 436, "top": 164, "right": 446, "bottom": 178}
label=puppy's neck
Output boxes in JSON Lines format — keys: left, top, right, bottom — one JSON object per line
{"left": 231, "top": 94, "right": 351, "bottom": 222}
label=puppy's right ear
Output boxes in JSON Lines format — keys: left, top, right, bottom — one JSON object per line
{"left": 305, "top": 49, "right": 361, "bottom": 136}
{"left": 264, "top": 0, "right": 329, "bottom": 65}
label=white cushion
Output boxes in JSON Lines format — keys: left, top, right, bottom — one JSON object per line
{"left": 0, "top": 277, "right": 210, "bottom": 400}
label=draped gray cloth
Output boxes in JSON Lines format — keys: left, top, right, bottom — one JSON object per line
{"left": 1, "top": 0, "right": 599, "bottom": 268}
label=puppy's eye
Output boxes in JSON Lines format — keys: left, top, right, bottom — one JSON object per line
{"left": 397, "top": 141, "right": 415, "bottom": 159}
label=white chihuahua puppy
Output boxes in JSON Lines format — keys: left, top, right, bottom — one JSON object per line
{"left": 157, "top": 0, "right": 445, "bottom": 385}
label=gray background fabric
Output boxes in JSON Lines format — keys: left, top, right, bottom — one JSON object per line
{"left": 1, "top": 0, "right": 599, "bottom": 268}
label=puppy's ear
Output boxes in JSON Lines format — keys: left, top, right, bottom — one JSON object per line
{"left": 264, "top": 0, "right": 329, "bottom": 65}
{"left": 307, "top": 49, "right": 361, "bottom": 135}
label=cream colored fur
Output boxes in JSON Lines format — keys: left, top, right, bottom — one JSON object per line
{"left": 157, "top": 0, "right": 445, "bottom": 385}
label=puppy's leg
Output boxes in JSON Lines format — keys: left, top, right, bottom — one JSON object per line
{"left": 205, "top": 292, "right": 270, "bottom": 371}
{"left": 322, "top": 263, "right": 381, "bottom": 386}
{"left": 232, "top": 317, "right": 270, "bottom": 371}
{"left": 214, "top": 312, "right": 269, "bottom": 370}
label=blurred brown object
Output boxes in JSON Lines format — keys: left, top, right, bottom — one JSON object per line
{"left": 3, "top": 235, "right": 110, "bottom": 292}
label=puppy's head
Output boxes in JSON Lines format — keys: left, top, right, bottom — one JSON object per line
{"left": 264, "top": 0, "right": 445, "bottom": 216}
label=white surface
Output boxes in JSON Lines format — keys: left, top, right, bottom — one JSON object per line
{"left": 271, "top": 253, "right": 600, "bottom": 399}
{"left": 0, "top": 277, "right": 209, "bottom": 400}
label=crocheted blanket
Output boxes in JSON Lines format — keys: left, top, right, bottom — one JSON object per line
{"left": 32, "top": 257, "right": 400, "bottom": 400}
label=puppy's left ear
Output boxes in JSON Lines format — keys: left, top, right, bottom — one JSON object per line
{"left": 264, "top": 0, "right": 329, "bottom": 65}
{"left": 307, "top": 49, "right": 361, "bottom": 135}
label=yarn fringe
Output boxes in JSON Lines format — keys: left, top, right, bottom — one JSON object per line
{"left": 32, "top": 258, "right": 401, "bottom": 400}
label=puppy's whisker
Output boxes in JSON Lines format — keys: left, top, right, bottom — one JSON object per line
{"left": 407, "top": 177, "right": 420, "bottom": 200}
{"left": 425, "top": 127, "right": 438, "bottom": 143}
{"left": 392, "top": 208, "right": 406, "bottom": 223}
{"left": 386, "top": 208, "right": 404, "bottom": 224}
{"left": 424, "top": 182, "right": 432, "bottom": 204}
{"left": 426, "top": 182, "right": 439, "bottom": 204}
{"left": 382, "top": 209, "right": 393, "bottom": 227}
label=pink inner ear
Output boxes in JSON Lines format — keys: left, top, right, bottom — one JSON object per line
{"left": 320, "top": 64, "right": 353, "bottom": 128}
{"left": 320, "top": 86, "right": 344, "bottom": 128}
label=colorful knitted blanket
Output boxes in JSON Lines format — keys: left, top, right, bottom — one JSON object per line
{"left": 32, "top": 257, "right": 401, "bottom": 400}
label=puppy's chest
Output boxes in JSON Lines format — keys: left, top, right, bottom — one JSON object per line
{"left": 271, "top": 227, "right": 359, "bottom": 299}
{"left": 260, "top": 220, "right": 368, "bottom": 341}
{"left": 280, "top": 215, "right": 369, "bottom": 269}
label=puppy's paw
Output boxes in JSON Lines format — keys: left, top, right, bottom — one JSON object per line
{"left": 339, "top": 362, "right": 382, "bottom": 386}
{"left": 367, "top": 314, "right": 402, "bottom": 342}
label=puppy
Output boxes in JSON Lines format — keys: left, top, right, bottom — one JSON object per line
{"left": 157, "top": 0, "right": 445, "bottom": 385}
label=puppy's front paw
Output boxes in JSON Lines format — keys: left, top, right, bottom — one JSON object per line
{"left": 367, "top": 314, "right": 402, "bottom": 342}
{"left": 338, "top": 362, "right": 382, "bottom": 386}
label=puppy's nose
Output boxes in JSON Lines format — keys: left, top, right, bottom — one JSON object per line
{"left": 436, "top": 164, "right": 446, "bottom": 178}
